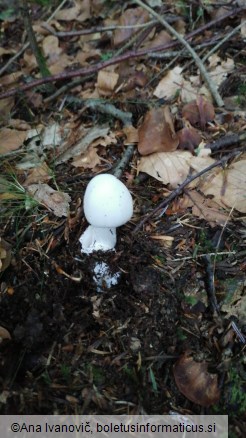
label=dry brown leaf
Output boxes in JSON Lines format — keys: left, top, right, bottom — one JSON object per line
{"left": 113, "top": 7, "right": 149, "bottom": 47}
{"left": 97, "top": 70, "right": 119, "bottom": 96}
{"left": 42, "top": 35, "right": 62, "bottom": 63}
{"left": 146, "top": 30, "right": 172, "bottom": 49}
{"left": 0, "top": 98, "right": 15, "bottom": 122}
{"left": 208, "top": 55, "right": 234, "bottom": 88}
{"left": 182, "top": 96, "right": 215, "bottom": 129}
{"left": 27, "top": 184, "right": 71, "bottom": 217}
{"left": 56, "top": 126, "right": 110, "bottom": 164}
{"left": 72, "top": 146, "right": 101, "bottom": 169}
{"left": 0, "top": 72, "right": 23, "bottom": 86}
{"left": 0, "top": 128, "right": 27, "bottom": 155}
{"left": 0, "top": 238, "right": 12, "bottom": 273}
{"left": 184, "top": 190, "right": 229, "bottom": 226}
{"left": 138, "top": 106, "right": 179, "bottom": 155}
{"left": 173, "top": 352, "right": 220, "bottom": 406}
{"left": 177, "top": 124, "right": 202, "bottom": 152}
{"left": 174, "top": 19, "right": 186, "bottom": 35}
{"left": 137, "top": 150, "right": 192, "bottom": 188}
{"left": 123, "top": 125, "right": 139, "bottom": 144}
{"left": 23, "top": 162, "right": 52, "bottom": 186}
{"left": 153, "top": 66, "right": 183, "bottom": 99}
{"left": 0, "top": 326, "right": 11, "bottom": 341}
{"left": 0, "top": 48, "right": 16, "bottom": 56}
{"left": 199, "top": 160, "right": 246, "bottom": 213}
{"left": 55, "top": 0, "right": 90, "bottom": 22}
{"left": 220, "top": 277, "right": 246, "bottom": 324}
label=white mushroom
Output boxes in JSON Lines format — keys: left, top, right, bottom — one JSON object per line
{"left": 79, "top": 174, "right": 133, "bottom": 254}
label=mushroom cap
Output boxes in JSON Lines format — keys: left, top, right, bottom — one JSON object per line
{"left": 84, "top": 174, "right": 133, "bottom": 227}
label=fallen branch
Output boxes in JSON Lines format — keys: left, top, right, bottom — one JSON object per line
{"left": 132, "top": 149, "right": 242, "bottom": 234}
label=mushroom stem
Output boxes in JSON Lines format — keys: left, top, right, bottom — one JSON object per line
{"left": 79, "top": 225, "right": 116, "bottom": 254}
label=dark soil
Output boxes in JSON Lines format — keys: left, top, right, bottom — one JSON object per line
{"left": 0, "top": 172, "right": 245, "bottom": 436}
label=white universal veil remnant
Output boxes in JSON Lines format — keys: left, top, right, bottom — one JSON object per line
{"left": 79, "top": 174, "right": 133, "bottom": 254}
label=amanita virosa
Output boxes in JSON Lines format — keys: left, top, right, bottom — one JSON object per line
{"left": 79, "top": 173, "right": 133, "bottom": 254}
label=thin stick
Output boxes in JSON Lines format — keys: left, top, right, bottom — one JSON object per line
{"left": 132, "top": 150, "right": 241, "bottom": 233}
{"left": 42, "top": 19, "right": 158, "bottom": 37}
{"left": 134, "top": 0, "right": 224, "bottom": 107}
{"left": 113, "top": 145, "right": 135, "bottom": 179}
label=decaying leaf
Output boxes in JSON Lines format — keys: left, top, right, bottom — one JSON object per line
{"left": 97, "top": 70, "right": 119, "bottom": 96}
{"left": 123, "top": 125, "right": 139, "bottom": 144}
{"left": 27, "top": 184, "right": 71, "bottom": 217}
{"left": 220, "top": 277, "right": 246, "bottom": 324}
{"left": 113, "top": 7, "right": 149, "bottom": 47}
{"left": 55, "top": 126, "right": 110, "bottom": 164}
{"left": 0, "top": 326, "right": 11, "bottom": 342}
{"left": 137, "top": 150, "right": 192, "bottom": 188}
{"left": 173, "top": 352, "right": 220, "bottom": 406}
{"left": 145, "top": 30, "right": 172, "bottom": 49}
{"left": 55, "top": 0, "right": 90, "bottom": 22}
{"left": 208, "top": 55, "right": 235, "bottom": 88}
{"left": 177, "top": 123, "right": 202, "bottom": 152}
{"left": 153, "top": 66, "right": 184, "bottom": 99}
{"left": 72, "top": 146, "right": 101, "bottom": 169}
{"left": 138, "top": 106, "right": 179, "bottom": 155}
{"left": 0, "top": 128, "right": 27, "bottom": 155}
{"left": 42, "top": 36, "right": 63, "bottom": 64}
{"left": 182, "top": 96, "right": 215, "bottom": 129}
{"left": 23, "top": 162, "right": 52, "bottom": 186}
{"left": 184, "top": 190, "right": 230, "bottom": 226}
{"left": 199, "top": 160, "right": 246, "bottom": 213}
{"left": 0, "top": 238, "right": 12, "bottom": 273}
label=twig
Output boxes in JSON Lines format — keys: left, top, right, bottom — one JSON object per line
{"left": 206, "top": 132, "right": 246, "bottom": 151}
{"left": 66, "top": 96, "right": 132, "bottom": 126}
{"left": 134, "top": 0, "right": 224, "bottom": 107}
{"left": 132, "top": 149, "right": 242, "bottom": 233}
{"left": 0, "top": 7, "right": 243, "bottom": 99}
{"left": 44, "top": 76, "right": 93, "bottom": 103}
{"left": 42, "top": 20, "right": 158, "bottom": 37}
{"left": 148, "top": 37, "right": 222, "bottom": 59}
{"left": 202, "top": 22, "right": 245, "bottom": 63}
{"left": 113, "top": 145, "right": 135, "bottom": 179}
{"left": 203, "top": 255, "right": 220, "bottom": 315}
{"left": 171, "top": 251, "right": 236, "bottom": 261}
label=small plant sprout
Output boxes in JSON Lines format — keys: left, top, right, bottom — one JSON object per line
{"left": 79, "top": 174, "right": 133, "bottom": 254}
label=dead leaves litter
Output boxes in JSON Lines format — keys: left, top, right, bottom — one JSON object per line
{"left": 27, "top": 184, "right": 71, "bottom": 217}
